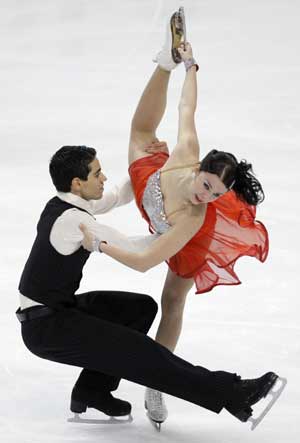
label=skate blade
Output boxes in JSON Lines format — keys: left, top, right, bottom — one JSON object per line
{"left": 170, "top": 8, "right": 186, "bottom": 62}
{"left": 68, "top": 412, "right": 133, "bottom": 425}
{"left": 146, "top": 412, "right": 163, "bottom": 432}
{"left": 248, "top": 376, "right": 287, "bottom": 431}
{"left": 145, "top": 401, "right": 164, "bottom": 432}
{"left": 179, "top": 6, "right": 187, "bottom": 45}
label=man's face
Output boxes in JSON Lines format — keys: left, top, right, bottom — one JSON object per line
{"left": 72, "top": 157, "right": 107, "bottom": 200}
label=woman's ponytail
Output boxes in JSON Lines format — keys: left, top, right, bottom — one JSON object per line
{"left": 200, "top": 150, "right": 265, "bottom": 206}
{"left": 232, "top": 160, "right": 265, "bottom": 205}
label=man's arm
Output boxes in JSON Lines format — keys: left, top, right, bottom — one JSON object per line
{"left": 50, "top": 208, "right": 157, "bottom": 255}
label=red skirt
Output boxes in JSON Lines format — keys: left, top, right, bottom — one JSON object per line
{"left": 128, "top": 152, "right": 269, "bottom": 294}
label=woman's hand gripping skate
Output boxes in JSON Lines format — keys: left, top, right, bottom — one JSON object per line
{"left": 177, "top": 41, "right": 193, "bottom": 61}
{"left": 178, "top": 42, "right": 198, "bottom": 72}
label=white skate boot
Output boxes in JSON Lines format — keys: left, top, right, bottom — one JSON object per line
{"left": 153, "top": 7, "right": 186, "bottom": 71}
{"left": 144, "top": 388, "right": 168, "bottom": 431}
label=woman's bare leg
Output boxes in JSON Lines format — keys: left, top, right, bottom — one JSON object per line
{"left": 144, "top": 269, "right": 194, "bottom": 422}
{"left": 128, "top": 67, "right": 171, "bottom": 165}
{"left": 155, "top": 269, "right": 194, "bottom": 352}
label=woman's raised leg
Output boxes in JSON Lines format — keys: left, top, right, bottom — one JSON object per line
{"left": 128, "top": 67, "right": 171, "bottom": 165}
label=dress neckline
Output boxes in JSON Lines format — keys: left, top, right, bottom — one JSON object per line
{"left": 159, "top": 162, "right": 200, "bottom": 220}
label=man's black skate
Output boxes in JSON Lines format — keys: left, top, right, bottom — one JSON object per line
{"left": 68, "top": 388, "right": 133, "bottom": 424}
{"left": 226, "top": 372, "right": 287, "bottom": 430}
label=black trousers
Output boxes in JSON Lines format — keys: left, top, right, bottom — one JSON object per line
{"left": 19, "top": 290, "right": 236, "bottom": 414}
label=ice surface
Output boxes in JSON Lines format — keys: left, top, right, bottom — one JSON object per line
{"left": 1, "top": 0, "right": 299, "bottom": 442}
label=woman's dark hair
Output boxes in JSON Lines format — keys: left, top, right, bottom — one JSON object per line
{"left": 200, "top": 149, "right": 265, "bottom": 205}
{"left": 49, "top": 145, "right": 96, "bottom": 192}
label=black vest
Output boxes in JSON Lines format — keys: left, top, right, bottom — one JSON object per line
{"left": 19, "top": 197, "right": 91, "bottom": 309}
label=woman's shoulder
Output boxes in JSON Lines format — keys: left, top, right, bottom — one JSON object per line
{"left": 161, "top": 149, "right": 199, "bottom": 173}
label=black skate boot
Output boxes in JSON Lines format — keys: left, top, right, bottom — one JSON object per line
{"left": 226, "top": 372, "right": 287, "bottom": 430}
{"left": 69, "top": 387, "right": 132, "bottom": 423}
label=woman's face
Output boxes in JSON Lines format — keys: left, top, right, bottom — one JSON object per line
{"left": 190, "top": 170, "right": 228, "bottom": 204}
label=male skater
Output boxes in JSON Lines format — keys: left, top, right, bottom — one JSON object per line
{"left": 17, "top": 145, "right": 285, "bottom": 431}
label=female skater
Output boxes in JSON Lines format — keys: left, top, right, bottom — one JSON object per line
{"left": 80, "top": 8, "right": 269, "bottom": 427}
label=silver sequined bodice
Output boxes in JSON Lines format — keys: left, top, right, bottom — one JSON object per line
{"left": 142, "top": 170, "right": 171, "bottom": 234}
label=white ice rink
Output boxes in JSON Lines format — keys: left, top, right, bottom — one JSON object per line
{"left": 1, "top": 0, "right": 300, "bottom": 442}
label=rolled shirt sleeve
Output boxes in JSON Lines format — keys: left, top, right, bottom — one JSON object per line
{"left": 50, "top": 208, "right": 158, "bottom": 255}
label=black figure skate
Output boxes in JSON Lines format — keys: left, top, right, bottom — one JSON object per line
{"left": 68, "top": 388, "right": 133, "bottom": 425}
{"left": 226, "top": 372, "right": 287, "bottom": 430}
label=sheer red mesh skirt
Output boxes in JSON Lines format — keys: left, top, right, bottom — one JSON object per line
{"left": 128, "top": 152, "right": 269, "bottom": 294}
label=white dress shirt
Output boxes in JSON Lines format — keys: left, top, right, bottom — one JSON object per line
{"left": 20, "top": 178, "right": 158, "bottom": 309}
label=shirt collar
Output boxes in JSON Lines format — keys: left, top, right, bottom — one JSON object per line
{"left": 57, "top": 192, "right": 94, "bottom": 215}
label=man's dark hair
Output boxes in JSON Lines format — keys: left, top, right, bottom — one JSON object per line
{"left": 49, "top": 145, "right": 96, "bottom": 192}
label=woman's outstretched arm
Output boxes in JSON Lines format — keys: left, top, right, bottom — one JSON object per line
{"left": 168, "top": 42, "right": 200, "bottom": 164}
{"left": 80, "top": 214, "right": 203, "bottom": 272}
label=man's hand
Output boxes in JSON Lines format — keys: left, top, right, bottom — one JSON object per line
{"left": 144, "top": 140, "right": 169, "bottom": 155}
{"left": 79, "top": 223, "right": 98, "bottom": 252}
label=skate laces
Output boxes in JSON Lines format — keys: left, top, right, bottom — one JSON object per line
{"left": 147, "top": 389, "right": 167, "bottom": 416}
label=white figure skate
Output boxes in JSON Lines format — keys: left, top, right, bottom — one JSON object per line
{"left": 144, "top": 388, "right": 168, "bottom": 431}
{"left": 153, "top": 6, "right": 187, "bottom": 71}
